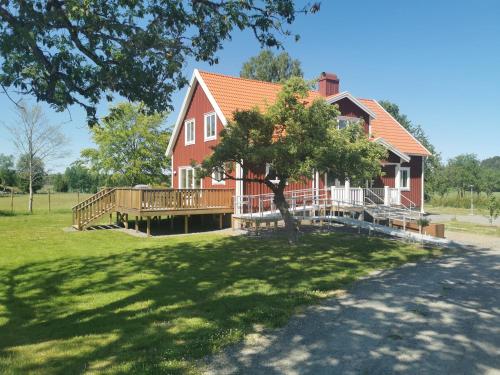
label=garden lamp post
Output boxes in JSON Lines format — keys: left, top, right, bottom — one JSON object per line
{"left": 470, "top": 184, "right": 474, "bottom": 215}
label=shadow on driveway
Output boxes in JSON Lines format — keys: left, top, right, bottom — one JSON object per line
{"left": 204, "top": 241, "right": 500, "bottom": 375}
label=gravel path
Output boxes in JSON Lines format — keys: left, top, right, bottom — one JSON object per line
{"left": 203, "top": 236, "right": 500, "bottom": 375}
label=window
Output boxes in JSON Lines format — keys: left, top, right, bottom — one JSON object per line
{"left": 399, "top": 167, "right": 410, "bottom": 191}
{"left": 211, "top": 166, "right": 225, "bottom": 185}
{"left": 184, "top": 119, "right": 195, "bottom": 145}
{"left": 337, "top": 116, "right": 360, "bottom": 129}
{"left": 179, "top": 167, "right": 201, "bottom": 189}
{"left": 204, "top": 112, "right": 216, "bottom": 141}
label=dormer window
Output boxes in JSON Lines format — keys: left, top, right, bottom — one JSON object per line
{"left": 337, "top": 116, "right": 360, "bottom": 129}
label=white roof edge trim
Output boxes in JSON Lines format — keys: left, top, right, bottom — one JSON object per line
{"left": 373, "top": 100, "right": 432, "bottom": 156}
{"left": 326, "top": 91, "right": 377, "bottom": 119}
{"left": 165, "top": 69, "right": 228, "bottom": 157}
{"left": 374, "top": 137, "right": 411, "bottom": 163}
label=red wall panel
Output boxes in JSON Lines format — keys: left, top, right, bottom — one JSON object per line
{"left": 172, "top": 82, "right": 235, "bottom": 189}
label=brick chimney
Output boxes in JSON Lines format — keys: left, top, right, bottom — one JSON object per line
{"left": 318, "top": 72, "right": 339, "bottom": 97}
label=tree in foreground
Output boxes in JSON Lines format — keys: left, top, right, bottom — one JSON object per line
{"left": 201, "top": 78, "right": 386, "bottom": 243}
{"left": 0, "top": 1, "right": 319, "bottom": 125}
{"left": 5, "top": 103, "right": 67, "bottom": 212}
{"left": 81, "top": 102, "right": 170, "bottom": 187}
{"left": 240, "top": 50, "right": 303, "bottom": 82}
{"left": 16, "top": 154, "right": 45, "bottom": 194}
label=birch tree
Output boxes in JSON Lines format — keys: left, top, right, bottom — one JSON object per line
{"left": 6, "top": 103, "right": 67, "bottom": 212}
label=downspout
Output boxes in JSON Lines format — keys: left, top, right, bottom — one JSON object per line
{"left": 421, "top": 156, "right": 425, "bottom": 213}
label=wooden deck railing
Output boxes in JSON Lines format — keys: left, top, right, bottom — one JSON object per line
{"left": 72, "top": 187, "right": 234, "bottom": 230}
{"left": 72, "top": 188, "right": 116, "bottom": 229}
{"left": 115, "top": 188, "right": 233, "bottom": 211}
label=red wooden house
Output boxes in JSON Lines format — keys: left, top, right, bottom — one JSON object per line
{"left": 166, "top": 70, "right": 431, "bottom": 212}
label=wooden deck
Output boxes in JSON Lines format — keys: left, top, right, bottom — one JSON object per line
{"left": 72, "top": 188, "right": 234, "bottom": 232}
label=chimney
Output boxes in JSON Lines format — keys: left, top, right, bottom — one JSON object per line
{"left": 318, "top": 72, "right": 339, "bottom": 97}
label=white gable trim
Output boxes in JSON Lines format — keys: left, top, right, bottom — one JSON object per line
{"left": 165, "top": 69, "right": 228, "bottom": 157}
{"left": 373, "top": 100, "right": 432, "bottom": 156}
{"left": 326, "top": 91, "right": 377, "bottom": 119}
{"left": 373, "top": 137, "right": 411, "bottom": 163}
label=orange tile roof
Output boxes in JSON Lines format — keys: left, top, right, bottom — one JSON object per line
{"left": 198, "top": 70, "right": 430, "bottom": 157}
{"left": 199, "top": 71, "right": 322, "bottom": 118}
{"left": 359, "top": 99, "right": 431, "bottom": 156}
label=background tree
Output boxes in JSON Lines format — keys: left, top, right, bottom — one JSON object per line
{"left": 5, "top": 103, "right": 67, "bottom": 212}
{"left": 81, "top": 102, "right": 170, "bottom": 186}
{"left": 446, "top": 153, "right": 481, "bottom": 197}
{"left": 201, "top": 78, "right": 386, "bottom": 243}
{"left": 16, "top": 154, "right": 45, "bottom": 193}
{"left": 379, "top": 101, "right": 441, "bottom": 197}
{"left": 64, "top": 160, "right": 102, "bottom": 193}
{"left": 481, "top": 156, "right": 500, "bottom": 171}
{"left": 0, "top": 1, "right": 319, "bottom": 124}
{"left": 240, "top": 50, "right": 303, "bottom": 82}
{"left": 0, "top": 154, "right": 17, "bottom": 189}
{"left": 52, "top": 173, "right": 69, "bottom": 193}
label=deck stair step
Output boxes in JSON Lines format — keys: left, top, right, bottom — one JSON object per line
{"left": 72, "top": 188, "right": 117, "bottom": 230}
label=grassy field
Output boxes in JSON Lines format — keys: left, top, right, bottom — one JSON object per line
{"left": 0, "top": 192, "right": 92, "bottom": 214}
{"left": 425, "top": 204, "right": 488, "bottom": 216}
{"left": 442, "top": 221, "right": 500, "bottom": 237}
{"left": 0, "top": 193, "right": 442, "bottom": 374}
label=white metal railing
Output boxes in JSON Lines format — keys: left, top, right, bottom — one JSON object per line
{"left": 233, "top": 185, "right": 420, "bottom": 225}
{"left": 389, "top": 188, "right": 401, "bottom": 205}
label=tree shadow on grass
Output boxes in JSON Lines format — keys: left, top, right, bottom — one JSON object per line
{"left": 0, "top": 232, "right": 436, "bottom": 374}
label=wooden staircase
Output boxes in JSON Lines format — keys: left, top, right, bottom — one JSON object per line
{"left": 72, "top": 188, "right": 117, "bottom": 230}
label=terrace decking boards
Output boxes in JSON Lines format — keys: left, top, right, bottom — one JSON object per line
{"left": 72, "top": 188, "right": 233, "bottom": 235}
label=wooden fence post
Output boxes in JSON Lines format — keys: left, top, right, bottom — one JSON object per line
{"left": 48, "top": 189, "right": 51, "bottom": 212}
{"left": 10, "top": 189, "right": 14, "bottom": 213}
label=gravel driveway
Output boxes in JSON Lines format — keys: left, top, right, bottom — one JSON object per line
{"left": 203, "top": 237, "right": 500, "bottom": 374}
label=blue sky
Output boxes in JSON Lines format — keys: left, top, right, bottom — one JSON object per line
{"left": 1, "top": 0, "right": 499, "bottom": 172}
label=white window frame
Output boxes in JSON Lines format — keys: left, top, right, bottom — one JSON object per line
{"left": 337, "top": 115, "right": 360, "bottom": 129}
{"left": 184, "top": 118, "right": 195, "bottom": 146}
{"left": 397, "top": 166, "right": 411, "bottom": 191}
{"left": 211, "top": 166, "right": 225, "bottom": 185}
{"left": 178, "top": 166, "right": 202, "bottom": 189}
{"left": 204, "top": 112, "right": 217, "bottom": 141}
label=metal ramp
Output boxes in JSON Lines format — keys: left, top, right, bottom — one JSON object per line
{"left": 234, "top": 186, "right": 425, "bottom": 234}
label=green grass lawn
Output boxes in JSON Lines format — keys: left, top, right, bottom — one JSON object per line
{"left": 425, "top": 204, "right": 487, "bottom": 216}
{"left": 443, "top": 221, "right": 500, "bottom": 237}
{"left": 0, "top": 194, "right": 442, "bottom": 374}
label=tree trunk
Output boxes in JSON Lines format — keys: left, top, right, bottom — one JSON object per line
{"left": 273, "top": 187, "right": 298, "bottom": 244}
{"left": 28, "top": 158, "right": 33, "bottom": 213}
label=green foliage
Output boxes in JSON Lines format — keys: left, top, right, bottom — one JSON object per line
{"left": 378, "top": 100, "right": 442, "bottom": 197}
{"left": 64, "top": 161, "right": 102, "bottom": 193}
{"left": 52, "top": 173, "right": 68, "bottom": 193}
{"left": 16, "top": 154, "right": 45, "bottom": 193}
{"left": 81, "top": 102, "right": 170, "bottom": 186}
{"left": 487, "top": 194, "right": 499, "bottom": 225}
{"left": 0, "top": 154, "right": 16, "bottom": 188}
{"left": 0, "top": 1, "right": 319, "bottom": 124}
{"left": 240, "top": 50, "right": 303, "bottom": 82}
{"left": 481, "top": 156, "right": 500, "bottom": 170}
{"left": 446, "top": 153, "right": 481, "bottom": 196}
